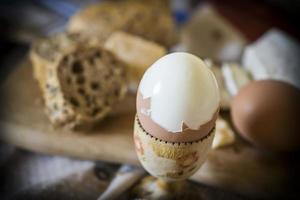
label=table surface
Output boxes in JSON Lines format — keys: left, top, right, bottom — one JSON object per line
{"left": 1, "top": 1, "right": 300, "bottom": 199}
{"left": 1, "top": 58, "right": 299, "bottom": 199}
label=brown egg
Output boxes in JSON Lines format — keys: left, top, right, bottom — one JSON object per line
{"left": 231, "top": 80, "right": 300, "bottom": 152}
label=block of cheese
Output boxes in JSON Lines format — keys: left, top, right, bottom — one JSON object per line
{"left": 242, "top": 29, "right": 300, "bottom": 89}
{"left": 213, "top": 117, "right": 235, "bottom": 149}
{"left": 104, "top": 31, "right": 166, "bottom": 88}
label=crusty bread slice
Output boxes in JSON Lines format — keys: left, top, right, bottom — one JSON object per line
{"left": 30, "top": 32, "right": 127, "bottom": 129}
{"left": 57, "top": 46, "right": 127, "bottom": 126}
{"left": 30, "top": 33, "right": 85, "bottom": 127}
{"left": 43, "top": 61, "right": 76, "bottom": 127}
{"left": 30, "top": 33, "right": 88, "bottom": 91}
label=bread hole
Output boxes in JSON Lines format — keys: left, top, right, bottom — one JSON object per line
{"left": 62, "top": 56, "right": 68, "bottom": 64}
{"left": 78, "top": 88, "right": 85, "bottom": 95}
{"left": 95, "top": 52, "right": 101, "bottom": 58}
{"left": 90, "top": 82, "right": 100, "bottom": 90}
{"left": 91, "top": 107, "right": 101, "bottom": 116}
{"left": 76, "top": 76, "right": 85, "bottom": 84}
{"left": 72, "top": 61, "right": 83, "bottom": 74}
{"left": 70, "top": 97, "right": 80, "bottom": 107}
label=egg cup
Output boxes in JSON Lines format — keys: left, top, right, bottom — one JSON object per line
{"left": 133, "top": 115, "right": 215, "bottom": 199}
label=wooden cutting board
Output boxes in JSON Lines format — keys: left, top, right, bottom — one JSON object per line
{"left": 0, "top": 61, "right": 296, "bottom": 198}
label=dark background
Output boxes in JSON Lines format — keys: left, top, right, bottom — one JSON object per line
{"left": 0, "top": 0, "right": 299, "bottom": 199}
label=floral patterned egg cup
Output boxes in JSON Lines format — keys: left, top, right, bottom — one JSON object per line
{"left": 133, "top": 116, "right": 215, "bottom": 199}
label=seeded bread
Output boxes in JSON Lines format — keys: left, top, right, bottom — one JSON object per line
{"left": 67, "top": 1, "right": 177, "bottom": 48}
{"left": 57, "top": 47, "right": 127, "bottom": 126}
{"left": 43, "top": 62, "right": 76, "bottom": 127}
{"left": 30, "top": 33, "right": 84, "bottom": 126}
{"left": 30, "top": 33, "right": 127, "bottom": 128}
{"left": 30, "top": 33, "right": 89, "bottom": 91}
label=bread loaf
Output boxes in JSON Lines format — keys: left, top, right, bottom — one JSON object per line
{"left": 67, "top": 1, "right": 177, "bottom": 48}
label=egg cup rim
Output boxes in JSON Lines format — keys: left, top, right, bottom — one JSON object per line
{"left": 135, "top": 115, "right": 215, "bottom": 145}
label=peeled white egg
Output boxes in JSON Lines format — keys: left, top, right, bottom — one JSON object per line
{"left": 137, "top": 52, "right": 220, "bottom": 142}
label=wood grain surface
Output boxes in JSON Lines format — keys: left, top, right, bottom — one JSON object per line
{"left": 0, "top": 61, "right": 297, "bottom": 199}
